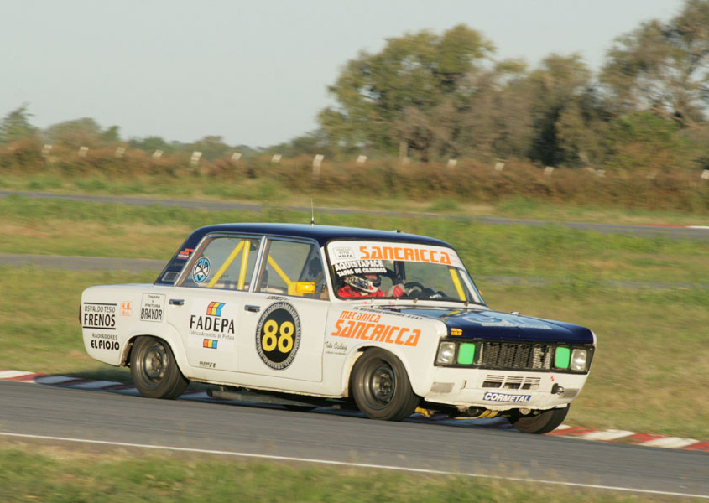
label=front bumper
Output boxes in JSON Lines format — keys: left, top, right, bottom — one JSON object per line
{"left": 423, "top": 367, "right": 590, "bottom": 411}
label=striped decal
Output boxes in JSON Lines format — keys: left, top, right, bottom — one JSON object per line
{"left": 206, "top": 302, "right": 225, "bottom": 316}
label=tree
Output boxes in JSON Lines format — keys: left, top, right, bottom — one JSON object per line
{"left": 319, "top": 24, "right": 495, "bottom": 160}
{"left": 526, "top": 54, "right": 594, "bottom": 167}
{"left": 603, "top": 111, "right": 693, "bottom": 172}
{"left": 0, "top": 103, "right": 37, "bottom": 144}
{"left": 44, "top": 117, "right": 104, "bottom": 149}
{"left": 601, "top": 0, "right": 709, "bottom": 127}
{"left": 129, "top": 136, "right": 182, "bottom": 154}
{"left": 100, "top": 125, "right": 121, "bottom": 143}
{"left": 187, "top": 136, "right": 231, "bottom": 160}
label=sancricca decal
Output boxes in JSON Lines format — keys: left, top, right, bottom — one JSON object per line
{"left": 330, "top": 310, "right": 420, "bottom": 347}
{"left": 327, "top": 240, "right": 464, "bottom": 269}
{"left": 82, "top": 303, "right": 117, "bottom": 330}
{"left": 255, "top": 302, "right": 301, "bottom": 370}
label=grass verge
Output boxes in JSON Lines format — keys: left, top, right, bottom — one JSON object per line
{"left": 1, "top": 197, "right": 707, "bottom": 283}
{"left": 0, "top": 439, "right": 658, "bottom": 503}
{"left": 1, "top": 171, "right": 708, "bottom": 225}
{"left": 2, "top": 267, "right": 707, "bottom": 439}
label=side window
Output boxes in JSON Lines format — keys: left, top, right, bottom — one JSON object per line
{"left": 180, "top": 235, "right": 261, "bottom": 290}
{"left": 256, "top": 240, "right": 327, "bottom": 300}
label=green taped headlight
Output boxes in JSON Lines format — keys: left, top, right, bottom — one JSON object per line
{"left": 457, "top": 343, "right": 475, "bottom": 365}
{"left": 555, "top": 347, "right": 571, "bottom": 369}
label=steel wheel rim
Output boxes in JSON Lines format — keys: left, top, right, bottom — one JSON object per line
{"left": 142, "top": 343, "right": 167, "bottom": 382}
{"left": 365, "top": 362, "right": 395, "bottom": 408}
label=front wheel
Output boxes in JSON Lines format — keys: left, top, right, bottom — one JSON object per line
{"left": 350, "top": 348, "right": 419, "bottom": 421}
{"left": 509, "top": 405, "right": 569, "bottom": 434}
{"left": 130, "top": 336, "right": 189, "bottom": 399}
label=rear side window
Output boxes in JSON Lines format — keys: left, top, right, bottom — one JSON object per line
{"left": 256, "top": 239, "right": 327, "bottom": 300}
{"left": 179, "top": 235, "right": 261, "bottom": 290}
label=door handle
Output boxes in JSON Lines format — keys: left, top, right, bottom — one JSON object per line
{"left": 244, "top": 305, "right": 260, "bottom": 313}
{"left": 169, "top": 298, "right": 185, "bottom": 306}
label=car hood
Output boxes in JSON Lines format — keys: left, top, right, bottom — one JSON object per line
{"left": 377, "top": 306, "right": 593, "bottom": 345}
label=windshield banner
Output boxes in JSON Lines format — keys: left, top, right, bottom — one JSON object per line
{"left": 327, "top": 241, "right": 463, "bottom": 276}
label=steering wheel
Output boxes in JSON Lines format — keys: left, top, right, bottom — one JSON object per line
{"left": 404, "top": 282, "right": 436, "bottom": 299}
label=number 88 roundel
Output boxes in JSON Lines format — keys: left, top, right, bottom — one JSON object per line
{"left": 255, "top": 302, "right": 301, "bottom": 370}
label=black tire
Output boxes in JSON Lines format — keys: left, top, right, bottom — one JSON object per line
{"left": 510, "top": 405, "right": 569, "bottom": 434}
{"left": 130, "top": 336, "right": 189, "bottom": 399}
{"left": 350, "top": 348, "right": 419, "bottom": 421}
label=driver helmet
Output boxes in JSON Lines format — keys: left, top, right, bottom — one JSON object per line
{"left": 343, "top": 273, "right": 381, "bottom": 294}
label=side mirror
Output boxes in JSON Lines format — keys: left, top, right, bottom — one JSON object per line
{"left": 290, "top": 282, "right": 316, "bottom": 296}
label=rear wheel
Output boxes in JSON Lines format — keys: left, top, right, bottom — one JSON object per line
{"left": 351, "top": 348, "right": 419, "bottom": 421}
{"left": 509, "top": 405, "right": 569, "bottom": 434}
{"left": 130, "top": 336, "right": 188, "bottom": 399}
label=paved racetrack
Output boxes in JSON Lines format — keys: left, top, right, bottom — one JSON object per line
{"left": 2, "top": 190, "right": 708, "bottom": 241}
{"left": 1, "top": 381, "right": 707, "bottom": 498}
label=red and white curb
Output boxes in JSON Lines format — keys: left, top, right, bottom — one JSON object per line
{"left": 2, "top": 370, "right": 707, "bottom": 453}
{"left": 648, "top": 224, "right": 709, "bottom": 230}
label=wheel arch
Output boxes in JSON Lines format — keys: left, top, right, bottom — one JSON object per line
{"left": 120, "top": 327, "right": 187, "bottom": 374}
{"left": 342, "top": 344, "right": 422, "bottom": 399}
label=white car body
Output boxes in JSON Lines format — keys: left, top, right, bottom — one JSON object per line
{"left": 81, "top": 224, "right": 596, "bottom": 424}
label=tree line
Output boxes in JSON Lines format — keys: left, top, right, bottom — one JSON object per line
{"left": 2, "top": 0, "right": 708, "bottom": 173}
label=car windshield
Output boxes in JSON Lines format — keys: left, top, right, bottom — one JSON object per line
{"left": 327, "top": 240, "right": 484, "bottom": 304}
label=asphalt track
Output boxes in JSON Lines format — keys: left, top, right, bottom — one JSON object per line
{"left": 2, "top": 189, "right": 708, "bottom": 241}
{"left": 0, "top": 381, "right": 707, "bottom": 498}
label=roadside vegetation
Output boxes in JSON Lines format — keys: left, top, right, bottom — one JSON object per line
{"left": 0, "top": 439, "right": 671, "bottom": 503}
{"left": 0, "top": 158, "right": 707, "bottom": 216}
{"left": 1, "top": 197, "right": 707, "bottom": 284}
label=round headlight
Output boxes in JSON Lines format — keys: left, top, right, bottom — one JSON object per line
{"left": 436, "top": 342, "right": 457, "bottom": 365}
{"left": 570, "top": 349, "right": 587, "bottom": 371}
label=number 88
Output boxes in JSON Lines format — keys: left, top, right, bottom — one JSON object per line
{"left": 262, "top": 319, "right": 295, "bottom": 353}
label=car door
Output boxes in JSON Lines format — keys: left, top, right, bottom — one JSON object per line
{"left": 167, "top": 234, "right": 261, "bottom": 373}
{"left": 236, "top": 237, "right": 329, "bottom": 383}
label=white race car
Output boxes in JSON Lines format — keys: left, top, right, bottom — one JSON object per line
{"left": 81, "top": 223, "right": 596, "bottom": 433}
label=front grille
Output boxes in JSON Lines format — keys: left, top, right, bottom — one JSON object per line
{"left": 482, "top": 375, "right": 541, "bottom": 390}
{"left": 479, "top": 342, "right": 552, "bottom": 371}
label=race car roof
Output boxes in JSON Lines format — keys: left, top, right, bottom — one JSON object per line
{"left": 155, "top": 223, "right": 452, "bottom": 285}
{"left": 184, "top": 223, "right": 450, "bottom": 248}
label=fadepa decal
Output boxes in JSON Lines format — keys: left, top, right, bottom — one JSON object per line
{"left": 188, "top": 300, "right": 236, "bottom": 350}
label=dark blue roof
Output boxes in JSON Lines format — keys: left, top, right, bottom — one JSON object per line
{"left": 185, "top": 223, "right": 450, "bottom": 248}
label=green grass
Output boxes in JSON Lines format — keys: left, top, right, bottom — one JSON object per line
{"left": 0, "top": 441, "right": 657, "bottom": 503}
{"left": 1, "top": 196, "right": 707, "bottom": 283}
{"left": 1, "top": 171, "right": 708, "bottom": 224}
{"left": 1, "top": 267, "right": 707, "bottom": 439}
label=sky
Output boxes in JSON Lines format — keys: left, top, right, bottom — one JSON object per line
{"left": 0, "top": 0, "right": 685, "bottom": 148}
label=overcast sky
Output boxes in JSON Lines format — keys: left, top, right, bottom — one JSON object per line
{"left": 0, "top": 0, "right": 685, "bottom": 148}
